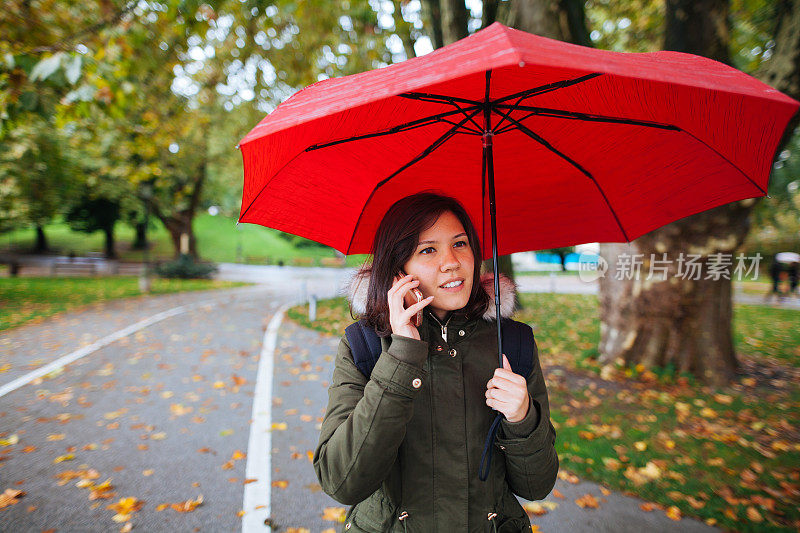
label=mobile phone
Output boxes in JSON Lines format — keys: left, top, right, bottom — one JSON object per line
{"left": 396, "top": 270, "right": 424, "bottom": 327}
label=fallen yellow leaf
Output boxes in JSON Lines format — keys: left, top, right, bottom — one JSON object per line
{"left": 170, "top": 495, "right": 203, "bottom": 512}
{"left": 575, "top": 493, "right": 599, "bottom": 508}
{"left": 0, "top": 488, "right": 25, "bottom": 509}
{"left": 322, "top": 506, "right": 347, "bottom": 522}
{"left": 746, "top": 506, "right": 763, "bottom": 522}
{"left": 665, "top": 505, "right": 681, "bottom": 520}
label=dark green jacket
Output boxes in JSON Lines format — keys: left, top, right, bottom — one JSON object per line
{"left": 313, "top": 272, "right": 559, "bottom": 532}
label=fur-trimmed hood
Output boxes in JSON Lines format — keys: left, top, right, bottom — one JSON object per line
{"left": 344, "top": 268, "right": 517, "bottom": 321}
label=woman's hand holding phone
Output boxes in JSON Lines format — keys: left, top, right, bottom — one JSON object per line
{"left": 388, "top": 273, "right": 434, "bottom": 340}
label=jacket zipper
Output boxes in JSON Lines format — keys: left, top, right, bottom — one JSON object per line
{"left": 427, "top": 311, "right": 454, "bottom": 343}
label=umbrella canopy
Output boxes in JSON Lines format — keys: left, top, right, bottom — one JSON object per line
{"left": 238, "top": 22, "right": 798, "bottom": 261}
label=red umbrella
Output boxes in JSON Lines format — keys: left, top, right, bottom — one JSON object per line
{"left": 238, "top": 21, "right": 798, "bottom": 481}
{"left": 238, "top": 20, "right": 797, "bottom": 357}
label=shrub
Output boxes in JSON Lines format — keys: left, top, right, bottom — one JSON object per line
{"left": 155, "top": 254, "right": 218, "bottom": 279}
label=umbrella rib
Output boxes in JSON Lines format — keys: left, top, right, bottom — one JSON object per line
{"left": 494, "top": 105, "right": 766, "bottom": 197}
{"left": 345, "top": 108, "right": 483, "bottom": 254}
{"left": 493, "top": 73, "right": 603, "bottom": 105}
{"left": 237, "top": 147, "right": 312, "bottom": 224}
{"left": 377, "top": 108, "right": 484, "bottom": 188}
{"left": 493, "top": 104, "right": 680, "bottom": 131}
{"left": 306, "top": 105, "right": 481, "bottom": 152}
{"left": 400, "top": 92, "right": 483, "bottom": 106}
{"left": 680, "top": 130, "right": 767, "bottom": 196}
{"left": 490, "top": 73, "right": 602, "bottom": 133}
{"left": 439, "top": 116, "right": 483, "bottom": 134}
{"left": 492, "top": 107, "right": 631, "bottom": 243}
{"left": 400, "top": 92, "right": 486, "bottom": 132}
{"left": 452, "top": 100, "right": 487, "bottom": 132}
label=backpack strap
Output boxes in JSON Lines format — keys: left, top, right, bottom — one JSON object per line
{"left": 479, "top": 318, "right": 537, "bottom": 481}
{"left": 499, "top": 317, "right": 535, "bottom": 378}
{"left": 344, "top": 320, "right": 383, "bottom": 378}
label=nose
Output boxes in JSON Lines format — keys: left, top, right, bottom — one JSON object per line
{"left": 440, "top": 246, "right": 460, "bottom": 272}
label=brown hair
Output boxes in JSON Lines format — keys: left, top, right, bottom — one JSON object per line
{"left": 353, "top": 192, "right": 489, "bottom": 336}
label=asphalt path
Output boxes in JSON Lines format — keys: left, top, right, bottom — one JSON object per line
{"left": 0, "top": 266, "right": 738, "bottom": 531}
{"left": 1, "top": 285, "right": 284, "bottom": 531}
{"left": 0, "top": 275, "right": 344, "bottom": 532}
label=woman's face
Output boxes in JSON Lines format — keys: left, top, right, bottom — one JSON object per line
{"left": 402, "top": 210, "right": 475, "bottom": 321}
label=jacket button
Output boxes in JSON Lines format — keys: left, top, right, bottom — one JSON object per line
{"left": 449, "top": 348, "right": 457, "bottom": 357}
{"left": 459, "top": 329, "right": 465, "bottom": 336}
{"left": 499, "top": 445, "right": 506, "bottom": 450}
{"left": 345, "top": 523, "right": 351, "bottom": 530}
{"left": 412, "top": 378, "right": 422, "bottom": 388}
{"left": 436, "top": 345, "right": 443, "bottom": 352}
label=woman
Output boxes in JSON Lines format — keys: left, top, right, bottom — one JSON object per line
{"left": 313, "top": 192, "right": 558, "bottom": 532}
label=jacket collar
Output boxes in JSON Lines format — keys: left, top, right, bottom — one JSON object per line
{"left": 344, "top": 268, "right": 517, "bottom": 322}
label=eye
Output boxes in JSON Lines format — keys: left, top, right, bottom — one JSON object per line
{"left": 455, "top": 240, "right": 468, "bottom": 248}
{"left": 420, "top": 247, "right": 435, "bottom": 254}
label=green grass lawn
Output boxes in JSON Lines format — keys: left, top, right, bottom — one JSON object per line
{"left": 0, "top": 277, "right": 252, "bottom": 332}
{"left": 287, "top": 294, "right": 800, "bottom": 532}
{"left": 0, "top": 213, "right": 369, "bottom": 267}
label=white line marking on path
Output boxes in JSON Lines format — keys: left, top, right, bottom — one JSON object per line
{"left": 0, "top": 294, "right": 253, "bottom": 399}
{"left": 242, "top": 301, "right": 295, "bottom": 533}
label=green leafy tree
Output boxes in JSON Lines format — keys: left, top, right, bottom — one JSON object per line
{"left": 64, "top": 194, "right": 122, "bottom": 258}
{"left": 0, "top": 117, "right": 81, "bottom": 250}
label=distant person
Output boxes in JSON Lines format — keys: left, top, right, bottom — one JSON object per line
{"left": 769, "top": 255, "right": 783, "bottom": 296}
{"left": 768, "top": 252, "right": 800, "bottom": 298}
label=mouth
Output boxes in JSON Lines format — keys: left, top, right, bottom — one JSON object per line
{"left": 439, "top": 278, "right": 465, "bottom": 292}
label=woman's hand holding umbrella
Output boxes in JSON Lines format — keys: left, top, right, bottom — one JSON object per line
{"left": 389, "top": 274, "right": 434, "bottom": 340}
{"left": 486, "top": 354, "right": 530, "bottom": 423}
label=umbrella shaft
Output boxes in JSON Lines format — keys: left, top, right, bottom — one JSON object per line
{"left": 482, "top": 98, "right": 503, "bottom": 368}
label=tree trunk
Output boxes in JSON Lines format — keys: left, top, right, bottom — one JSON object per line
{"left": 149, "top": 158, "right": 207, "bottom": 261}
{"left": 132, "top": 221, "right": 148, "bottom": 250}
{"left": 598, "top": 0, "right": 800, "bottom": 386}
{"left": 598, "top": 200, "right": 753, "bottom": 384}
{"left": 162, "top": 215, "right": 197, "bottom": 260}
{"left": 483, "top": 0, "right": 500, "bottom": 28}
{"left": 440, "top": 0, "right": 469, "bottom": 44}
{"left": 506, "top": 0, "right": 575, "bottom": 41}
{"left": 103, "top": 223, "right": 117, "bottom": 259}
{"left": 420, "top": 0, "right": 443, "bottom": 50}
{"left": 34, "top": 224, "right": 48, "bottom": 253}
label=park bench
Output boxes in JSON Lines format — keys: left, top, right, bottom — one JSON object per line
{"left": 320, "top": 257, "right": 346, "bottom": 267}
{"left": 291, "top": 257, "right": 315, "bottom": 266}
{"left": 111, "top": 262, "right": 145, "bottom": 276}
{"left": 51, "top": 260, "right": 98, "bottom": 276}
